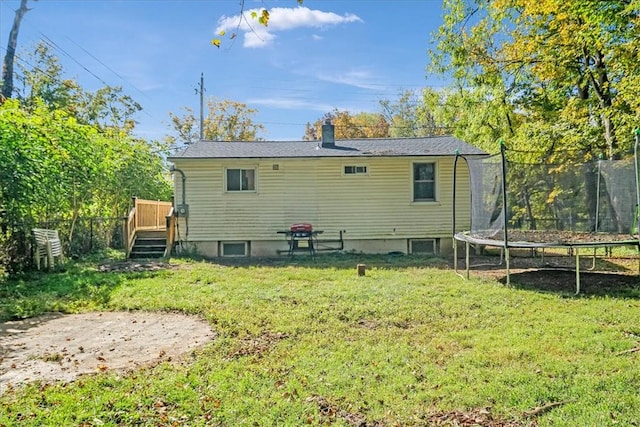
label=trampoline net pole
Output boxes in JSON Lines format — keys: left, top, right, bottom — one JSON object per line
{"left": 635, "top": 131, "right": 640, "bottom": 238}
{"left": 575, "top": 248, "right": 581, "bottom": 295}
{"left": 500, "top": 141, "right": 509, "bottom": 252}
{"left": 465, "top": 241, "right": 470, "bottom": 280}
{"left": 505, "top": 247, "right": 510, "bottom": 286}
{"left": 453, "top": 150, "right": 459, "bottom": 253}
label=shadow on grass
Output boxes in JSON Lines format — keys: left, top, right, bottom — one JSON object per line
{"left": 500, "top": 270, "right": 640, "bottom": 298}
{"left": 180, "top": 252, "right": 451, "bottom": 271}
{"left": 0, "top": 264, "right": 126, "bottom": 322}
{"left": 456, "top": 251, "right": 640, "bottom": 298}
{"left": 0, "top": 253, "right": 448, "bottom": 322}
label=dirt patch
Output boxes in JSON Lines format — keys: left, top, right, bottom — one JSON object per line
{"left": 0, "top": 311, "right": 214, "bottom": 394}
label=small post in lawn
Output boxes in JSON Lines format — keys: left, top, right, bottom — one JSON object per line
{"left": 357, "top": 263, "right": 366, "bottom": 276}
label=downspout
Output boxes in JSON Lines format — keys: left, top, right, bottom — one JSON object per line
{"left": 170, "top": 165, "right": 188, "bottom": 239}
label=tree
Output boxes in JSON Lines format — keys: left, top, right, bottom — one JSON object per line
{"left": 17, "top": 42, "right": 142, "bottom": 132}
{"left": 421, "top": 86, "right": 521, "bottom": 154}
{"left": 431, "top": 0, "right": 640, "bottom": 158}
{"left": 379, "top": 90, "right": 443, "bottom": 138}
{"left": 0, "top": 99, "right": 171, "bottom": 270}
{"left": 1, "top": 0, "right": 35, "bottom": 100}
{"left": 16, "top": 41, "right": 81, "bottom": 109}
{"left": 303, "top": 109, "right": 389, "bottom": 140}
{"left": 167, "top": 98, "right": 265, "bottom": 145}
{"left": 430, "top": 0, "right": 640, "bottom": 235}
{"left": 76, "top": 86, "right": 142, "bottom": 132}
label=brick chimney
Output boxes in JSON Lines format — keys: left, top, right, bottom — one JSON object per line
{"left": 321, "top": 119, "right": 335, "bottom": 148}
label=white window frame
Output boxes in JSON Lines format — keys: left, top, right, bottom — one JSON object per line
{"left": 412, "top": 161, "right": 437, "bottom": 202}
{"left": 225, "top": 167, "right": 257, "bottom": 193}
{"left": 343, "top": 165, "right": 369, "bottom": 176}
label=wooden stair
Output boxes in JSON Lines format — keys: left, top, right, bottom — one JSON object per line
{"left": 129, "top": 230, "right": 167, "bottom": 259}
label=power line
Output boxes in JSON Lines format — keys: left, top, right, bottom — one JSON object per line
{"left": 60, "top": 33, "right": 151, "bottom": 101}
{"left": 37, "top": 34, "right": 109, "bottom": 87}
{"left": 6, "top": 12, "right": 155, "bottom": 109}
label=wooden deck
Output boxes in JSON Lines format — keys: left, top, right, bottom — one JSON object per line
{"left": 124, "top": 197, "right": 175, "bottom": 258}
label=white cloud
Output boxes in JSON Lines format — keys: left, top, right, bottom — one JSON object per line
{"left": 311, "top": 69, "right": 383, "bottom": 91}
{"left": 243, "top": 28, "right": 276, "bottom": 48}
{"left": 215, "top": 6, "right": 362, "bottom": 48}
{"left": 248, "top": 97, "right": 336, "bottom": 112}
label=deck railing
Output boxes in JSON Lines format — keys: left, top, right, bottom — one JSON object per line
{"left": 124, "top": 197, "right": 174, "bottom": 257}
{"left": 135, "top": 198, "right": 173, "bottom": 230}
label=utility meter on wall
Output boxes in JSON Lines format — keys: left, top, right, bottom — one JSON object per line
{"left": 176, "top": 204, "right": 189, "bottom": 217}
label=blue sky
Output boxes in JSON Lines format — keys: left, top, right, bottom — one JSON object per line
{"left": 0, "top": 0, "right": 447, "bottom": 141}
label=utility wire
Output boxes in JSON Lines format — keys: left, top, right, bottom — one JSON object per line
{"left": 9, "top": 13, "right": 155, "bottom": 109}
{"left": 60, "top": 33, "right": 151, "bottom": 101}
{"left": 38, "top": 34, "right": 110, "bottom": 87}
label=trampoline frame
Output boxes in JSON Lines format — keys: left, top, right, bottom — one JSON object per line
{"left": 453, "top": 133, "right": 640, "bottom": 294}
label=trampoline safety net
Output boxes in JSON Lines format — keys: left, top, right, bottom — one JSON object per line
{"left": 459, "top": 151, "right": 640, "bottom": 244}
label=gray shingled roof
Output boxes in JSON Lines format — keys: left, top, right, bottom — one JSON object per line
{"left": 168, "top": 136, "right": 486, "bottom": 160}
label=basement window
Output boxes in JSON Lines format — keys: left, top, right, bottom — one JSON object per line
{"left": 409, "top": 239, "right": 438, "bottom": 255}
{"left": 220, "top": 241, "right": 248, "bottom": 257}
{"left": 344, "top": 165, "right": 368, "bottom": 175}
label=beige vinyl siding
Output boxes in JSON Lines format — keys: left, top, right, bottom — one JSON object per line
{"left": 173, "top": 156, "right": 471, "bottom": 242}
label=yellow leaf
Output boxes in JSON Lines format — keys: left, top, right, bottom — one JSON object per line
{"left": 250, "top": 11, "right": 257, "bottom": 19}
{"left": 218, "top": 30, "right": 226, "bottom": 37}
{"left": 211, "top": 39, "right": 221, "bottom": 48}
{"left": 259, "top": 9, "right": 270, "bottom": 26}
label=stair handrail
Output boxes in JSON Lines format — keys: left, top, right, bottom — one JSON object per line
{"left": 164, "top": 206, "right": 176, "bottom": 258}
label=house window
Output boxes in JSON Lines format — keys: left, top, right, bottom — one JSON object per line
{"left": 410, "top": 239, "right": 438, "bottom": 255}
{"left": 221, "top": 241, "right": 248, "bottom": 257}
{"left": 413, "top": 162, "right": 436, "bottom": 201}
{"left": 226, "top": 168, "right": 256, "bottom": 192}
{"left": 344, "top": 165, "right": 368, "bottom": 175}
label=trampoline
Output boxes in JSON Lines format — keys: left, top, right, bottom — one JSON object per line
{"left": 453, "top": 134, "right": 640, "bottom": 294}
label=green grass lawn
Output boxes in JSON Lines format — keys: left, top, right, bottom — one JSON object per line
{"left": 1, "top": 253, "right": 639, "bottom": 426}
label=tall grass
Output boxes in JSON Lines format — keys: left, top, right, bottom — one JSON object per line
{"left": 1, "top": 253, "right": 639, "bottom": 426}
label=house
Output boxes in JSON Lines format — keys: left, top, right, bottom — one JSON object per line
{"left": 167, "top": 123, "right": 485, "bottom": 257}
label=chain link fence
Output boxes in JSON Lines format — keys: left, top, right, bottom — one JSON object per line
{"left": 1, "top": 217, "right": 126, "bottom": 273}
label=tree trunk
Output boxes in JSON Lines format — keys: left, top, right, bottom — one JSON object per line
{"left": 588, "top": 50, "right": 616, "bottom": 158}
{"left": 1, "top": 0, "right": 31, "bottom": 101}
